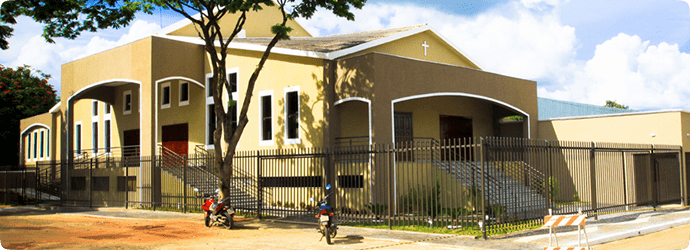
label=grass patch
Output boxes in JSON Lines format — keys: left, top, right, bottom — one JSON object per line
{"left": 342, "top": 218, "right": 542, "bottom": 238}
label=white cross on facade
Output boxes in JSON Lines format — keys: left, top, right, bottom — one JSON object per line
{"left": 422, "top": 41, "right": 429, "bottom": 56}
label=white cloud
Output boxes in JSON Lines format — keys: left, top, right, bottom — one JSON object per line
{"left": 539, "top": 33, "right": 690, "bottom": 110}
{"left": 2, "top": 19, "right": 160, "bottom": 94}
{"left": 297, "top": 1, "right": 577, "bottom": 81}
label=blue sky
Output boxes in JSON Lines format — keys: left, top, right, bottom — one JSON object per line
{"left": 2, "top": 0, "right": 690, "bottom": 110}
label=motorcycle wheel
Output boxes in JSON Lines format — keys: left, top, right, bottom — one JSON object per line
{"left": 325, "top": 225, "right": 332, "bottom": 245}
{"left": 330, "top": 227, "right": 337, "bottom": 239}
{"left": 222, "top": 211, "right": 234, "bottom": 229}
{"left": 204, "top": 213, "right": 212, "bottom": 227}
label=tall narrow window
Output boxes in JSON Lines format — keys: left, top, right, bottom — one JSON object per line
{"left": 259, "top": 90, "right": 273, "bottom": 145}
{"left": 104, "top": 104, "right": 110, "bottom": 114}
{"left": 104, "top": 120, "right": 111, "bottom": 153}
{"left": 92, "top": 122, "right": 98, "bottom": 154}
{"left": 75, "top": 122, "right": 82, "bottom": 154}
{"left": 207, "top": 104, "right": 216, "bottom": 145}
{"left": 46, "top": 130, "right": 50, "bottom": 158}
{"left": 33, "top": 132, "right": 37, "bottom": 159}
{"left": 27, "top": 133, "right": 31, "bottom": 161}
{"left": 207, "top": 77, "right": 213, "bottom": 97}
{"left": 40, "top": 131, "right": 44, "bottom": 158}
{"left": 161, "top": 82, "right": 171, "bottom": 109}
{"left": 229, "top": 73, "right": 237, "bottom": 92}
{"left": 92, "top": 101, "right": 98, "bottom": 116}
{"left": 123, "top": 90, "right": 132, "bottom": 115}
{"left": 179, "top": 82, "right": 189, "bottom": 106}
{"left": 285, "top": 87, "right": 300, "bottom": 144}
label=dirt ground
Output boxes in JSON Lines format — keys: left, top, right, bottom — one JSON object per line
{"left": 2, "top": 206, "right": 690, "bottom": 250}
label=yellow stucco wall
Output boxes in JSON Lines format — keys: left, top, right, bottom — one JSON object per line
{"left": 212, "top": 48, "right": 326, "bottom": 149}
{"left": 156, "top": 79, "right": 206, "bottom": 154}
{"left": 538, "top": 112, "right": 684, "bottom": 146}
{"left": 352, "top": 30, "right": 480, "bottom": 69}
{"left": 20, "top": 113, "right": 54, "bottom": 164}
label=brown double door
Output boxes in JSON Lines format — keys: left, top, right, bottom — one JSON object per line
{"left": 162, "top": 123, "right": 188, "bottom": 156}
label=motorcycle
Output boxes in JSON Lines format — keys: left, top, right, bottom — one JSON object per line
{"left": 311, "top": 184, "right": 337, "bottom": 245}
{"left": 197, "top": 188, "right": 235, "bottom": 229}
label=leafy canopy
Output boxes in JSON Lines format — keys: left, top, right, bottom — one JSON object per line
{"left": 604, "top": 100, "right": 629, "bottom": 110}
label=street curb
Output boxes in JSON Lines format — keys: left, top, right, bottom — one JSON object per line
{"left": 585, "top": 218, "right": 690, "bottom": 246}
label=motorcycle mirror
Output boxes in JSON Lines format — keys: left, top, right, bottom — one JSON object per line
{"left": 310, "top": 198, "right": 315, "bottom": 202}
{"left": 215, "top": 189, "right": 220, "bottom": 193}
{"left": 193, "top": 188, "right": 199, "bottom": 192}
{"left": 326, "top": 184, "right": 332, "bottom": 190}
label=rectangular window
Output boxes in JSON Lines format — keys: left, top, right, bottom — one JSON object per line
{"left": 75, "top": 122, "right": 82, "bottom": 153}
{"left": 161, "top": 82, "right": 171, "bottom": 109}
{"left": 259, "top": 91, "right": 273, "bottom": 145}
{"left": 104, "top": 104, "right": 110, "bottom": 114}
{"left": 92, "top": 122, "right": 98, "bottom": 154}
{"left": 33, "top": 132, "right": 37, "bottom": 159}
{"left": 229, "top": 73, "right": 237, "bottom": 92}
{"left": 338, "top": 175, "right": 364, "bottom": 189}
{"left": 27, "top": 133, "right": 31, "bottom": 161}
{"left": 285, "top": 87, "right": 300, "bottom": 144}
{"left": 92, "top": 177, "right": 109, "bottom": 191}
{"left": 46, "top": 130, "right": 50, "bottom": 158}
{"left": 40, "top": 131, "right": 44, "bottom": 158}
{"left": 117, "top": 176, "right": 137, "bottom": 192}
{"left": 207, "top": 77, "right": 213, "bottom": 97}
{"left": 207, "top": 104, "right": 216, "bottom": 145}
{"left": 92, "top": 101, "right": 98, "bottom": 116}
{"left": 123, "top": 91, "right": 132, "bottom": 115}
{"left": 71, "top": 177, "right": 86, "bottom": 191}
{"left": 104, "top": 120, "right": 111, "bottom": 153}
{"left": 261, "top": 176, "right": 323, "bottom": 188}
{"left": 179, "top": 82, "right": 189, "bottom": 106}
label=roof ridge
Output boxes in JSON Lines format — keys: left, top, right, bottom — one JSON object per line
{"left": 316, "top": 24, "right": 427, "bottom": 38}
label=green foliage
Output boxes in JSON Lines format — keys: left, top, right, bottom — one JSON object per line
{"left": 400, "top": 178, "right": 442, "bottom": 218}
{"left": 0, "top": 0, "right": 155, "bottom": 49}
{"left": 485, "top": 204, "right": 506, "bottom": 218}
{"left": 0, "top": 64, "right": 58, "bottom": 165}
{"left": 573, "top": 194, "right": 579, "bottom": 202}
{"left": 543, "top": 177, "right": 559, "bottom": 202}
{"left": 365, "top": 203, "right": 388, "bottom": 216}
{"left": 605, "top": 100, "right": 629, "bottom": 109}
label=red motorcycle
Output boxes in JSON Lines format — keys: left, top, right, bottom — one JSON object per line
{"left": 199, "top": 189, "right": 235, "bottom": 229}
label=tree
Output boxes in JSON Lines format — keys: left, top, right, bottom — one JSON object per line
{"left": 5, "top": 0, "right": 365, "bottom": 198}
{"left": 605, "top": 100, "right": 629, "bottom": 109}
{"left": 0, "top": 64, "right": 59, "bottom": 166}
{"left": 1, "top": 0, "right": 154, "bottom": 50}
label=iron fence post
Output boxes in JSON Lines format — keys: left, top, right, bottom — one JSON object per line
{"left": 183, "top": 155, "right": 187, "bottom": 214}
{"left": 257, "top": 150, "right": 262, "bottom": 219}
{"left": 387, "top": 144, "right": 393, "bottom": 230}
{"left": 480, "top": 137, "right": 487, "bottom": 239}
{"left": 651, "top": 145, "right": 656, "bottom": 210}
{"left": 677, "top": 147, "right": 687, "bottom": 206}
{"left": 4, "top": 168, "right": 7, "bottom": 205}
{"left": 125, "top": 162, "right": 129, "bottom": 209}
{"left": 589, "top": 142, "right": 597, "bottom": 220}
{"left": 89, "top": 158, "right": 93, "bottom": 208}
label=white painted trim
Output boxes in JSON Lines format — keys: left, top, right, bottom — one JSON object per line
{"left": 390, "top": 92, "right": 532, "bottom": 146}
{"left": 104, "top": 104, "right": 112, "bottom": 121}
{"left": 204, "top": 73, "right": 215, "bottom": 147}
{"left": 157, "top": 76, "right": 204, "bottom": 89}
{"left": 49, "top": 102, "right": 61, "bottom": 113}
{"left": 259, "top": 90, "right": 274, "bottom": 146}
{"left": 74, "top": 121, "right": 83, "bottom": 158}
{"left": 333, "top": 97, "right": 373, "bottom": 146}
{"left": 123, "top": 90, "right": 133, "bottom": 115}
{"left": 22, "top": 123, "right": 50, "bottom": 163}
{"left": 538, "top": 109, "right": 684, "bottom": 121}
{"left": 178, "top": 82, "right": 190, "bottom": 107}
{"left": 161, "top": 82, "right": 171, "bottom": 109}
{"left": 284, "top": 86, "right": 301, "bottom": 145}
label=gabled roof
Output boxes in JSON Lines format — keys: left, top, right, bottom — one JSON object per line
{"left": 233, "top": 24, "right": 426, "bottom": 53}
{"left": 158, "top": 24, "right": 482, "bottom": 69}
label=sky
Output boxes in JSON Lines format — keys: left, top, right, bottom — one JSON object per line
{"left": 1, "top": 0, "right": 690, "bottom": 111}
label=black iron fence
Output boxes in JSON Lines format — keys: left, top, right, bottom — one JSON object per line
{"left": 5, "top": 137, "right": 685, "bottom": 238}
